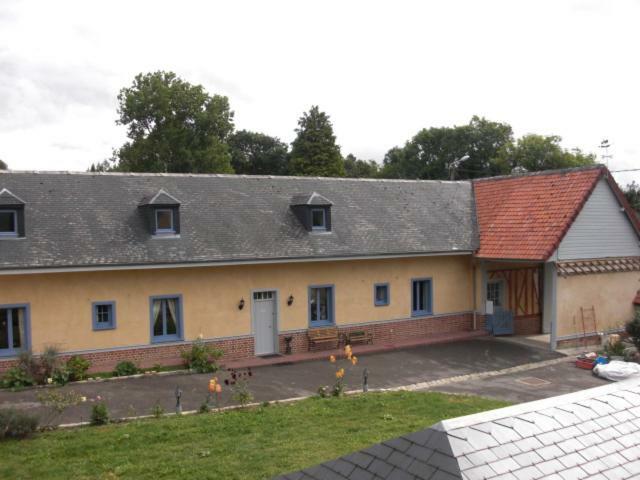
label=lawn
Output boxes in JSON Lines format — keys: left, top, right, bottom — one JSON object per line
{"left": 0, "top": 391, "right": 508, "bottom": 480}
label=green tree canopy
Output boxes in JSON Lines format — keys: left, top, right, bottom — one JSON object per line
{"left": 112, "top": 71, "right": 235, "bottom": 173}
{"left": 381, "top": 116, "right": 513, "bottom": 180}
{"left": 495, "top": 134, "right": 596, "bottom": 172}
{"left": 624, "top": 181, "right": 640, "bottom": 216}
{"left": 343, "top": 154, "right": 380, "bottom": 178}
{"left": 0, "top": 159, "right": 7, "bottom": 170}
{"left": 228, "top": 130, "right": 289, "bottom": 175}
{"left": 288, "top": 106, "right": 345, "bottom": 177}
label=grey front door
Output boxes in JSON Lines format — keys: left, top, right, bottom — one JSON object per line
{"left": 253, "top": 291, "right": 277, "bottom": 355}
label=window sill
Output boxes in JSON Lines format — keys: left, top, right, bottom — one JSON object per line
{"left": 375, "top": 302, "right": 390, "bottom": 307}
{"left": 151, "top": 336, "right": 183, "bottom": 344}
{"left": 308, "top": 322, "right": 335, "bottom": 328}
{"left": 411, "top": 311, "right": 433, "bottom": 318}
{"left": 93, "top": 325, "right": 116, "bottom": 331}
{"left": 0, "top": 349, "right": 28, "bottom": 358}
{"left": 152, "top": 234, "right": 181, "bottom": 240}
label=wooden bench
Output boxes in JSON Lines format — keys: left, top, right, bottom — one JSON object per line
{"left": 308, "top": 327, "right": 339, "bottom": 351}
{"left": 346, "top": 330, "right": 373, "bottom": 345}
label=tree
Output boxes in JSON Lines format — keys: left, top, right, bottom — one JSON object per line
{"left": 380, "top": 116, "right": 513, "bottom": 180}
{"left": 112, "top": 71, "right": 235, "bottom": 173}
{"left": 288, "top": 106, "right": 345, "bottom": 177}
{"left": 228, "top": 130, "right": 288, "bottom": 175}
{"left": 88, "top": 160, "right": 113, "bottom": 173}
{"left": 343, "top": 154, "right": 379, "bottom": 178}
{"left": 0, "top": 159, "right": 7, "bottom": 170}
{"left": 624, "top": 181, "right": 640, "bottom": 216}
{"left": 495, "top": 134, "right": 595, "bottom": 172}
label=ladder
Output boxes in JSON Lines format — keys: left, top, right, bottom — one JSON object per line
{"left": 580, "top": 306, "right": 598, "bottom": 350}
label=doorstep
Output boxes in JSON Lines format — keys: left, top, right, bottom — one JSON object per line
{"left": 223, "top": 329, "right": 489, "bottom": 370}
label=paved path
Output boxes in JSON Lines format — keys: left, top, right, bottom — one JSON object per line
{"left": 0, "top": 337, "right": 604, "bottom": 425}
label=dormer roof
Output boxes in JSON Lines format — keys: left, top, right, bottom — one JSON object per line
{"left": 290, "top": 192, "right": 333, "bottom": 206}
{"left": 0, "top": 188, "right": 26, "bottom": 206}
{"left": 139, "top": 189, "right": 181, "bottom": 207}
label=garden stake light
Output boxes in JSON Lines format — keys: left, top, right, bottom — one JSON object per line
{"left": 175, "top": 386, "right": 182, "bottom": 415}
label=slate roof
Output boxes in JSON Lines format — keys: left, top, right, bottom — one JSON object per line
{"left": 473, "top": 166, "right": 604, "bottom": 261}
{"left": 275, "top": 378, "right": 640, "bottom": 480}
{"left": 0, "top": 171, "right": 478, "bottom": 271}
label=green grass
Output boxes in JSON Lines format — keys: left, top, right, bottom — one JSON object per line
{"left": 0, "top": 392, "right": 508, "bottom": 480}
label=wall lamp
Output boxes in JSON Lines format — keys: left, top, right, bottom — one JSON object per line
{"left": 287, "top": 295, "right": 294, "bottom": 306}
{"left": 238, "top": 298, "right": 245, "bottom": 310}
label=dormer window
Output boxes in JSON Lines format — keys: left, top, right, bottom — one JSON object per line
{"left": 0, "top": 189, "right": 25, "bottom": 238}
{"left": 311, "top": 208, "right": 326, "bottom": 231}
{"left": 290, "top": 192, "right": 333, "bottom": 233}
{"left": 139, "top": 189, "right": 181, "bottom": 237}
{"left": 155, "top": 209, "right": 175, "bottom": 234}
{"left": 0, "top": 210, "right": 17, "bottom": 237}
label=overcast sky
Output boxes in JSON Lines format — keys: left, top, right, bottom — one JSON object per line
{"left": 1, "top": 0, "right": 638, "bottom": 185}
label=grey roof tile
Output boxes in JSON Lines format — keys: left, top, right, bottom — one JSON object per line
{"left": 366, "top": 459, "right": 394, "bottom": 478}
{"left": 343, "top": 452, "right": 375, "bottom": 470}
{"left": 406, "top": 459, "right": 436, "bottom": 480}
{"left": 277, "top": 380, "right": 640, "bottom": 480}
{"left": 510, "top": 465, "right": 543, "bottom": 480}
{"left": 325, "top": 459, "right": 356, "bottom": 477}
{"left": 0, "top": 172, "right": 478, "bottom": 270}
{"left": 363, "top": 444, "right": 394, "bottom": 461}
{"left": 557, "top": 466, "right": 588, "bottom": 480}
{"left": 512, "top": 451, "right": 544, "bottom": 468}
{"left": 384, "top": 438, "right": 412, "bottom": 453}
{"left": 386, "top": 451, "right": 414, "bottom": 471}
{"left": 536, "top": 459, "right": 564, "bottom": 476}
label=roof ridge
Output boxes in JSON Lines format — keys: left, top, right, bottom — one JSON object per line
{"left": 472, "top": 164, "right": 605, "bottom": 183}
{"left": 0, "top": 170, "right": 470, "bottom": 185}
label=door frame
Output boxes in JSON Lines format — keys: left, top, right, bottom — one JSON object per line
{"left": 251, "top": 289, "right": 279, "bottom": 356}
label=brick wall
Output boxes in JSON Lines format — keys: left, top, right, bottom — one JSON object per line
{"left": 514, "top": 314, "right": 542, "bottom": 335}
{"left": 0, "top": 313, "right": 474, "bottom": 374}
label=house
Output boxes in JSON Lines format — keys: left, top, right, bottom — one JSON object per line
{"left": 275, "top": 378, "right": 640, "bottom": 480}
{"left": 0, "top": 165, "right": 638, "bottom": 370}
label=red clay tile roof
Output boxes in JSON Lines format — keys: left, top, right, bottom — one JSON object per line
{"left": 473, "top": 166, "right": 605, "bottom": 260}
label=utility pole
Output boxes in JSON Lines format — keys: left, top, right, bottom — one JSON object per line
{"left": 449, "top": 155, "right": 470, "bottom": 180}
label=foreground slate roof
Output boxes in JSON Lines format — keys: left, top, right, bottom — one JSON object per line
{"left": 0, "top": 172, "right": 477, "bottom": 270}
{"left": 276, "top": 379, "right": 640, "bottom": 480}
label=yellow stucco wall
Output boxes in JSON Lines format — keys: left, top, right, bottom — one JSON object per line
{"left": 556, "top": 271, "right": 639, "bottom": 337}
{"left": 0, "top": 254, "right": 474, "bottom": 354}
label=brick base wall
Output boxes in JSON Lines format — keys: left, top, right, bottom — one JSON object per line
{"left": 279, "top": 313, "right": 474, "bottom": 353}
{"left": 556, "top": 334, "right": 602, "bottom": 349}
{"left": 0, "top": 313, "right": 474, "bottom": 374}
{"left": 514, "top": 314, "right": 542, "bottom": 336}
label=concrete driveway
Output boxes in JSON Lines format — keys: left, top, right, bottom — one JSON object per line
{"left": 0, "top": 337, "right": 604, "bottom": 425}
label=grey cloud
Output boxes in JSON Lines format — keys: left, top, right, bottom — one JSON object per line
{"left": 0, "top": 54, "right": 115, "bottom": 131}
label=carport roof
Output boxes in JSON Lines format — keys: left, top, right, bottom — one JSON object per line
{"left": 275, "top": 378, "right": 640, "bottom": 480}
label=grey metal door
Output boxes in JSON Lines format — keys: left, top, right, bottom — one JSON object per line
{"left": 253, "top": 291, "right": 277, "bottom": 355}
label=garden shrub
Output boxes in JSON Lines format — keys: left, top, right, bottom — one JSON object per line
{"left": 1, "top": 366, "right": 36, "bottom": 389}
{"left": 0, "top": 408, "right": 39, "bottom": 440}
{"left": 90, "top": 402, "right": 110, "bottom": 425}
{"left": 181, "top": 338, "right": 223, "bottom": 373}
{"left": 52, "top": 366, "right": 71, "bottom": 386}
{"left": 66, "top": 355, "right": 91, "bottom": 381}
{"left": 40, "top": 345, "right": 60, "bottom": 380}
{"left": 151, "top": 403, "right": 165, "bottom": 418}
{"left": 16, "top": 351, "right": 42, "bottom": 383}
{"left": 113, "top": 360, "right": 139, "bottom": 377}
{"left": 626, "top": 311, "right": 640, "bottom": 351}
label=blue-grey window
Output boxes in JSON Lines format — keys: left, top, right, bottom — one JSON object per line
{"left": 411, "top": 278, "right": 433, "bottom": 316}
{"left": 309, "top": 285, "right": 334, "bottom": 326}
{"left": 374, "top": 283, "right": 390, "bottom": 306}
{"left": 155, "top": 209, "right": 175, "bottom": 234}
{"left": 311, "top": 208, "right": 326, "bottom": 231}
{"left": 92, "top": 302, "right": 116, "bottom": 330}
{"left": 0, "top": 305, "right": 30, "bottom": 357}
{"left": 0, "top": 210, "right": 17, "bottom": 237}
{"left": 150, "top": 295, "right": 183, "bottom": 342}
